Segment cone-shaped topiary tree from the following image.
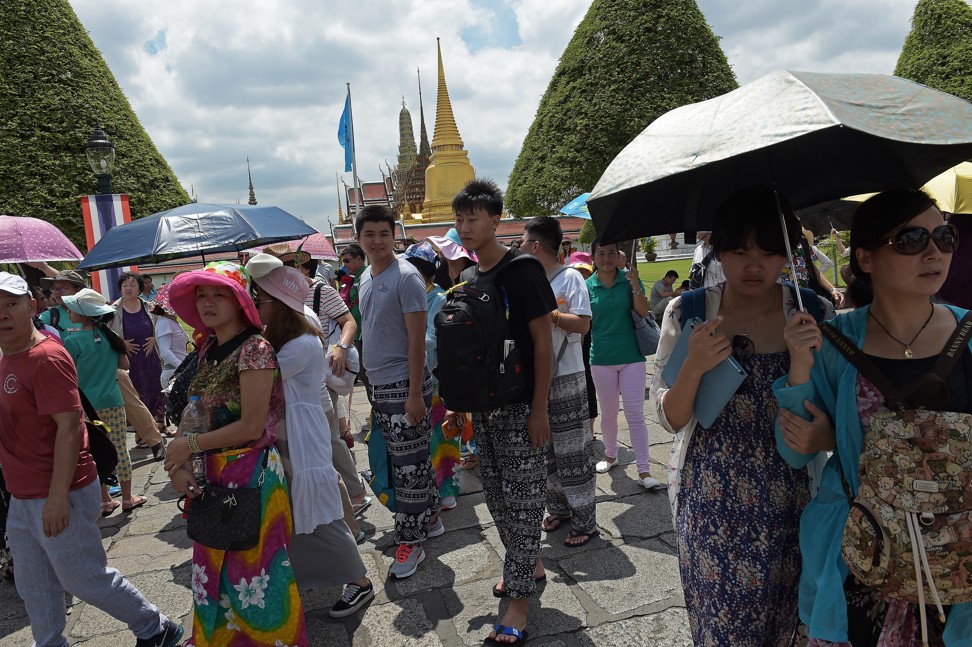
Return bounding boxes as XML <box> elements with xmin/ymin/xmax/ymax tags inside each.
<box><xmin>894</xmin><ymin>0</ymin><xmax>972</xmax><ymax>103</ymax></box>
<box><xmin>506</xmin><ymin>0</ymin><xmax>737</xmax><ymax>218</ymax></box>
<box><xmin>0</xmin><ymin>0</ymin><xmax>189</xmax><ymax>248</ymax></box>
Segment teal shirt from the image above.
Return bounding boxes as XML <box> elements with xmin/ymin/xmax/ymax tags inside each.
<box><xmin>63</xmin><ymin>330</ymin><xmax>124</xmax><ymax>410</ymax></box>
<box><xmin>774</xmin><ymin>305</ymin><xmax>972</xmax><ymax>645</ymax></box>
<box><xmin>586</xmin><ymin>270</ymin><xmax>645</xmax><ymax>366</ymax></box>
<box><xmin>39</xmin><ymin>305</ymin><xmax>81</xmax><ymax>338</ymax></box>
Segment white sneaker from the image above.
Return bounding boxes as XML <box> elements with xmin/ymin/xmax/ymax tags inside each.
<box><xmin>640</xmin><ymin>476</ymin><xmax>664</xmax><ymax>491</ymax></box>
<box><xmin>427</xmin><ymin>516</ymin><xmax>446</xmax><ymax>538</ymax></box>
<box><xmin>595</xmin><ymin>459</ymin><xmax>618</xmax><ymax>474</ymax></box>
<box><xmin>440</xmin><ymin>496</ymin><xmax>457</xmax><ymax>510</ymax></box>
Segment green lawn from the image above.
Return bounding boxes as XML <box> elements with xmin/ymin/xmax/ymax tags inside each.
<box><xmin>634</xmin><ymin>254</ymin><xmax>850</xmax><ymax>289</ymax></box>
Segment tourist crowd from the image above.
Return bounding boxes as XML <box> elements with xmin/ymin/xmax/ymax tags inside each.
<box><xmin>0</xmin><ymin>179</ymin><xmax>969</xmax><ymax>647</ymax></box>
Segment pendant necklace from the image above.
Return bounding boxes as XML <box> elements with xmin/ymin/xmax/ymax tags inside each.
<box><xmin>723</xmin><ymin>291</ymin><xmax>776</xmax><ymax>337</ymax></box>
<box><xmin>868</xmin><ymin>304</ymin><xmax>934</xmax><ymax>359</ymax></box>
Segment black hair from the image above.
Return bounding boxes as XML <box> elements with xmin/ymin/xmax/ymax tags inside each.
<box><xmin>342</xmin><ymin>243</ymin><xmax>365</xmax><ymax>260</ymax></box>
<box><xmin>117</xmin><ymin>271</ymin><xmax>144</xmax><ymax>291</ymax></box>
<box><xmin>524</xmin><ymin>216</ymin><xmax>563</xmax><ymax>256</ymax></box>
<box><xmin>590</xmin><ymin>239</ymin><xmax>621</xmax><ymax>255</ymax></box>
<box><xmin>406</xmin><ymin>257</ymin><xmax>437</xmax><ymax>282</ymax></box>
<box><xmin>355</xmin><ymin>205</ymin><xmax>396</xmax><ymax>234</ymax></box>
<box><xmin>710</xmin><ymin>188</ymin><xmax>800</xmax><ymax>258</ymax></box>
<box><xmin>301</xmin><ymin>258</ymin><xmax>319</xmax><ymax>276</ymax></box>
<box><xmin>335</xmin><ymin>267</ymin><xmax>347</xmax><ymax>280</ymax></box>
<box><xmin>664</xmin><ymin>270</ymin><xmax>679</xmax><ymax>279</ymax></box>
<box><xmin>452</xmin><ymin>178</ymin><xmax>503</xmax><ymax>217</ymax></box>
<box><xmin>847</xmin><ymin>189</ymin><xmax>937</xmax><ymax>307</ymax></box>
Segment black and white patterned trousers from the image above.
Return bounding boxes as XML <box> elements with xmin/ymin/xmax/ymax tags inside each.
<box><xmin>369</xmin><ymin>370</ymin><xmax>440</xmax><ymax>544</ymax></box>
<box><xmin>473</xmin><ymin>402</ymin><xmax>546</xmax><ymax>599</ymax></box>
<box><xmin>546</xmin><ymin>371</ymin><xmax>597</xmax><ymax>532</ymax></box>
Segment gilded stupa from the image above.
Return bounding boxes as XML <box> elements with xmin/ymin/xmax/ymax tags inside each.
<box><xmin>422</xmin><ymin>38</ymin><xmax>475</xmax><ymax>222</ymax></box>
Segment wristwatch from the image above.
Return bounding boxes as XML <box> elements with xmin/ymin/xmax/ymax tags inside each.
<box><xmin>335</xmin><ymin>342</ymin><xmax>350</xmax><ymax>350</ymax></box>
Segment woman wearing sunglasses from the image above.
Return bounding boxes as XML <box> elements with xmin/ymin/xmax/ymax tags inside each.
<box><xmin>776</xmin><ymin>189</ymin><xmax>970</xmax><ymax>646</ymax></box>
<box><xmin>650</xmin><ymin>188</ymin><xmax>833</xmax><ymax>646</ymax></box>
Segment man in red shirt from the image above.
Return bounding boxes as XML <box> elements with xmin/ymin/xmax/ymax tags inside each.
<box><xmin>0</xmin><ymin>272</ymin><xmax>182</xmax><ymax>647</ymax></box>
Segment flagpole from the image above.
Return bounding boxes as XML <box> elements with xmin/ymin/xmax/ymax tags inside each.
<box><xmin>346</xmin><ymin>83</ymin><xmax>362</xmax><ymax>225</ymax></box>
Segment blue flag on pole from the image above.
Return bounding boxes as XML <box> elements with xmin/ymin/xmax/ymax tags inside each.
<box><xmin>338</xmin><ymin>95</ymin><xmax>352</xmax><ymax>172</ymax></box>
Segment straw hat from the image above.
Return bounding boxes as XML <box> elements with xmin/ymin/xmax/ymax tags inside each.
<box><xmin>263</xmin><ymin>242</ymin><xmax>311</xmax><ymax>266</ymax></box>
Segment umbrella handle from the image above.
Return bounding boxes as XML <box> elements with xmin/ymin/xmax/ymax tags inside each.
<box><xmin>774</xmin><ymin>190</ymin><xmax>805</xmax><ymax>313</ymax></box>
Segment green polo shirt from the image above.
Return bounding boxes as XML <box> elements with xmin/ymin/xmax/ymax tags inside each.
<box><xmin>586</xmin><ymin>270</ymin><xmax>645</xmax><ymax>366</ymax></box>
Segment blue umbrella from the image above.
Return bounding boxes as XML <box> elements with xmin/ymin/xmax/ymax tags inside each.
<box><xmin>78</xmin><ymin>203</ymin><xmax>318</xmax><ymax>271</ymax></box>
<box><xmin>559</xmin><ymin>192</ymin><xmax>591</xmax><ymax>219</ymax></box>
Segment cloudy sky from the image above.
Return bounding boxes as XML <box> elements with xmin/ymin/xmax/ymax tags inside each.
<box><xmin>68</xmin><ymin>0</ymin><xmax>922</xmax><ymax>234</ymax></box>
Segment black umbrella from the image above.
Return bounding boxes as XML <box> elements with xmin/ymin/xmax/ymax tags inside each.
<box><xmin>795</xmin><ymin>199</ymin><xmax>859</xmax><ymax>236</ymax></box>
<box><xmin>588</xmin><ymin>70</ymin><xmax>972</xmax><ymax>243</ymax></box>
<box><xmin>78</xmin><ymin>203</ymin><xmax>318</xmax><ymax>271</ymax></box>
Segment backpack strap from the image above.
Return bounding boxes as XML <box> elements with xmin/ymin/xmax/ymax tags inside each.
<box><xmin>679</xmin><ymin>287</ymin><xmax>707</xmax><ymax>328</ymax></box>
<box><xmin>786</xmin><ymin>283</ymin><xmax>825</xmax><ymax>323</ymax></box>
<box><xmin>929</xmin><ymin>311</ymin><xmax>972</xmax><ymax>381</ymax></box>
<box><xmin>820</xmin><ymin>322</ymin><xmax>906</xmax><ymax>411</ymax></box>
<box><xmin>78</xmin><ymin>389</ymin><xmax>100</xmax><ymax>423</ymax></box>
<box><xmin>701</xmin><ymin>250</ymin><xmax>713</xmax><ymax>268</ymax></box>
<box><xmin>312</xmin><ymin>282</ymin><xmax>324</xmax><ymax>317</ymax></box>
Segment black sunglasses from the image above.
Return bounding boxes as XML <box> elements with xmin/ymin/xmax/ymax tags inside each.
<box><xmin>881</xmin><ymin>224</ymin><xmax>959</xmax><ymax>255</ymax></box>
<box><xmin>732</xmin><ymin>335</ymin><xmax>755</xmax><ymax>361</ymax></box>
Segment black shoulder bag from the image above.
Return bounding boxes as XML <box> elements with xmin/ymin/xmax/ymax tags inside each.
<box><xmin>78</xmin><ymin>391</ymin><xmax>119</xmax><ymax>484</ymax></box>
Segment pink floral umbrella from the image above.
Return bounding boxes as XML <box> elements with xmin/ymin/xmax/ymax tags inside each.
<box><xmin>256</xmin><ymin>232</ymin><xmax>337</xmax><ymax>260</ymax></box>
<box><xmin>0</xmin><ymin>215</ymin><xmax>84</xmax><ymax>263</ymax></box>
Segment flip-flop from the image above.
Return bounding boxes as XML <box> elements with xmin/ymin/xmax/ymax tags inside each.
<box><xmin>541</xmin><ymin>515</ymin><xmax>571</xmax><ymax>533</ymax></box>
<box><xmin>122</xmin><ymin>496</ymin><xmax>147</xmax><ymax>511</ymax></box>
<box><xmin>484</xmin><ymin>624</ymin><xmax>529</xmax><ymax>645</ymax></box>
<box><xmin>100</xmin><ymin>500</ymin><xmax>120</xmax><ymax>516</ymax></box>
<box><xmin>353</xmin><ymin>496</ymin><xmax>372</xmax><ymax>517</ymax></box>
<box><xmin>563</xmin><ymin>528</ymin><xmax>600</xmax><ymax>548</ymax></box>
<box><xmin>492</xmin><ymin>574</ymin><xmax>546</xmax><ymax>598</ymax></box>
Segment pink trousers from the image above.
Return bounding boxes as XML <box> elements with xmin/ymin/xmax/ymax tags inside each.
<box><xmin>591</xmin><ymin>362</ymin><xmax>651</xmax><ymax>474</ymax></box>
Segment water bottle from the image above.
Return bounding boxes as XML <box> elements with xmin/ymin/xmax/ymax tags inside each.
<box><xmin>181</xmin><ymin>395</ymin><xmax>208</xmax><ymax>488</ymax></box>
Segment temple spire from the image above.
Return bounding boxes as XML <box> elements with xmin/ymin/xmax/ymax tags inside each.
<box><xmin>246</xmin><ymin>157</ymin><xmax>257</xmax><ymax>205</ymax></box>
<box><xmin>430</xmin><ymin>38</ymin><xmax>464</xmax><ymax>152</ymax></box>
<box><xmin>417</xmin><ymin>68</ymin><xmax>431</xmax><ymax>158</ymax></box>
<box><xmin>335</xmin><ymin>174</ymin><xmax>345</xmax><ymax>225</ymax></box>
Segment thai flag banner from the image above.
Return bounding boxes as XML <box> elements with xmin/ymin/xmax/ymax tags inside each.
<box><xmin>80</xmin><ymin>194</ymin><xmax>135</xmax><ymax>302</ymax></box>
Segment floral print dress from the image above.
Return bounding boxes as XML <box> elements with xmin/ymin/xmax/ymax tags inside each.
<box><xmin>676</xmin><ymin>351</ymin><xmax>810</xmax><ymax>647</ymax></box>
<box><xmin>186</xmin><ymin>335</ymin><xmax>306</xmax><ymax>647</ymax></box>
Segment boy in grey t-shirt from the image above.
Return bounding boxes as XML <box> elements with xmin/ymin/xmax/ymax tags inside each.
<box><xmin>356</xmin><ymin>205</ymin><xmax>441</xmax><ymax>580</ymax></box>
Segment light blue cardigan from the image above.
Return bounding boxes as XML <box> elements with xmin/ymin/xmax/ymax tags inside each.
<box><xmin>773</xmin><ymin>304</ymin><xmax>972</xmax><ymax>645</ymax></box>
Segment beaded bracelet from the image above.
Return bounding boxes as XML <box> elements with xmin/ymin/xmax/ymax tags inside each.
<box><xmin>187</xmin><ymin>433</ymin><xmax>201</xmax><ymax>454</ymax></box>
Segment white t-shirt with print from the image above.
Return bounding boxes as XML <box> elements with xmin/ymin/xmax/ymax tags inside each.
<box><xmin>549</xmin><ymin>267</ymin><xmax>592</xmax><ymax>378</ymax></box>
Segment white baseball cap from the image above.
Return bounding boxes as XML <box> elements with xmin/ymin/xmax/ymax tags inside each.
<box><xmin>0</xmin><ymin>272</ymin><xmax>30</xmax><ymax>296</ymax></box>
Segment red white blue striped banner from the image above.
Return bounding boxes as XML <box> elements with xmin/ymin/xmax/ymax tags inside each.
<box><xmin>80</xmin><ymin>194</ymin><xmax>135</xmax><ymax>302</ymax></box>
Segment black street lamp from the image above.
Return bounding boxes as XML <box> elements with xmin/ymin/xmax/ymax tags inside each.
<box><xmin>85</xmin><ymin>124</ymin><xmax>116</xmax><ymax>195</ymax></box>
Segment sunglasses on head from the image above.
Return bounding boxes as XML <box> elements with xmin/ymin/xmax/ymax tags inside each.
<box><xmin>881</xmin><ymin>224</ymin><xmax>959</xmax><ymax>255</ymax></box>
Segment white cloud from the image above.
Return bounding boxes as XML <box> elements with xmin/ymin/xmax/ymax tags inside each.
<box><xmin>68</xmin><ymin>0</ymin><xmax>922</xmax><ymax>234</ymax></box>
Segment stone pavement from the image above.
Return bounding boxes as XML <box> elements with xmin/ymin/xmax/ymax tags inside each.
<box><xmin>0</xmin><ymin>369</ymin><xmax>691</xmax><ymax>646</ymax></box>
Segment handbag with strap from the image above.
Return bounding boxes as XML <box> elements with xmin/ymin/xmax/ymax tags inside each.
<box><xmin>628</xmin><ymin>280</ymin><xmax>659</xmax><ymax>356</ymax></box>
<box><xmin>78</xmin><ymin>391</ymin><xmax>119</xmax><ymax>484</ymax></box>
<box><xmin>821</xmin><ymin>313</ymin><xmax>972</xmax><ymax>638</ymax></box>
<box><xmin>177</xmin><ymin>449</ymin><xmax>268</xmax><ymax>552</ymax></box>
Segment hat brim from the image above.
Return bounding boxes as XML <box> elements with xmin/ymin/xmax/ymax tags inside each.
<box><xmin>427</xmin><ymin>236</ymin><xmax>477</xmax><ymax>262</ymax></box>
<box><xmin>168</xmin><ymin>270</ymin><xmax>262</xmax><ymax>333</ymax></box>
<box><xmin>252</xmin><ymin>271</ymin><xmax>308</xmax><ymax>314</ymax></box>
<box><xmin>60</xmin><ymin>295</ymin><xmax>115</xmax><ymax>318</ymax></box>
<box><xmin>40</xmin><ymin>275</ymin><xmax>86</xmax><ymax>288</ymax></box>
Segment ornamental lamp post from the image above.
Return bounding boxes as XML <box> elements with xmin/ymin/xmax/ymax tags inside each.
<box><xmin>85</xmin><ymin>124</ymin><xmax>116</xmax><ymax>195</ymax></box>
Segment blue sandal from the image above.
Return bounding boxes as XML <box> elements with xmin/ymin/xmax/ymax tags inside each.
<box><xmin>484</xmin><ymin>624</ymin><xmax>529</xmax><ymax>645</ymax></box>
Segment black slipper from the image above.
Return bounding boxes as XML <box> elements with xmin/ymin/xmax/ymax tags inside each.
<box><xmin>540</xmin><ymin>515</ymin><xmax>571</xmax><ymax>533</ymax></box>
<box><xmin>492</xmin><ymin>574</ymin><xmax>546</xmax><ymax>598</ymax></box>
<box><xmin>484</xmin><ymin>624</ymin><xmax>529</xmax><ymax>645</ymax></box>
<box><xmin>563</xmin><ymin>528</ymin><xmax>600</xmax><ymax>548</ymax></box>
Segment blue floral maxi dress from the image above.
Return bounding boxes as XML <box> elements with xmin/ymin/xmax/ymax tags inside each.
<box><xmin>676</xmin><ymin>352</ymin><xmax>810</xmax><ymax>647</ymax></box>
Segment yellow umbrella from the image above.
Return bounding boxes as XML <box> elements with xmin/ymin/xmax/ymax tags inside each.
<box><xmin>923</xmin><ymin>161</ymin><xmax>972</xmax><ymax>214</ymax></box>
<box><xmin>845</xmin><ymin>161</ymin><xmax>972</xmax><ymax>214</ymax></box>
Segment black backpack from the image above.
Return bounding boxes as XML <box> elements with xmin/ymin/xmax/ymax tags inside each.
<box><xmin>434</xmin><ymin>254</ymin><xmax>540</xmax><ymax>413</ymax></box>
<box><xmin>688</xmin><ymin>250</ymin><xmax>713</xmax><ymax>290</ymax></box>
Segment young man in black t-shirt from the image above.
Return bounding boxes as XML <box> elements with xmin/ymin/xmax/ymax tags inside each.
<box><xmin>448</xmin><ymin>179</ymin><xmax>556</xmax><ymax>644</ymax></box>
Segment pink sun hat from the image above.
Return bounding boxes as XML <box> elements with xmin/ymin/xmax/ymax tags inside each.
<box><xmin>252</xmin><ymin>266</ymin><xmax>309</xmax><ymax>313</ymax></box>
<box><xmin>167</xmin><ymin>261</ymin><xmax>261</xmax><ymax>333</ymax></box>
<box><xmin>427</xmin><ymin>229</ymin><xmax>477</xmax><ymax>263</ymax></box>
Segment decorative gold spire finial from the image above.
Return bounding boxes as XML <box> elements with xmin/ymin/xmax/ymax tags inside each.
<box><xmin>417</xmin><ymin>68</ymin><xmax>431</xmax><ymax>158</ymax></box>
<box><xmin>431</xmin><ymin>38</ymin><xmax>464</xmax><ymax>152</ymax></box>
<box><xmin>247</xmin><ymin>157</ymin><xmax>257</xmax><ymax>205</ymax></box>
<box><xmin>336</xmin><ymin>174</ymin><xmax>345</xmax><ymax>224</ymax></box>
